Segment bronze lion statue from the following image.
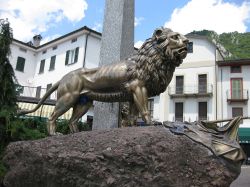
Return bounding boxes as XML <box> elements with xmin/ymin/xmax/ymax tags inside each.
<box><xmin>18</xmin><ymin>27</ymin><xmax>188</xmax><ymax>135</ymax></box>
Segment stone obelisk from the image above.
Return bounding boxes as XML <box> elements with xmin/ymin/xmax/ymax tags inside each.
<box><xmin>92</xmin><ymin>0</ymin><xmax>134</xmax><ymax>130</ymax></box>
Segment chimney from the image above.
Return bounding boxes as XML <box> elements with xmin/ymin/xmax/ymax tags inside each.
<box><xmin>33</xmin><ymin>34</ymin><xmax>42</xmax><ymax>47</ymax></box>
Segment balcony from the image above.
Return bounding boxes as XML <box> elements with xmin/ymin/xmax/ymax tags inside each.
<box><xmin>17</xmin><ymin>86</ymin><xmax>57</xmax><ymax>105</ymax></box>
<box><xmin>168</xmin><ymin>84</ymin><xmax>213</xmax><ymax>98</ymax></box>
<box><xmin>226</xmin><ymin>90</ymin><xmax>249</xmax><ymax>104</ymax></box>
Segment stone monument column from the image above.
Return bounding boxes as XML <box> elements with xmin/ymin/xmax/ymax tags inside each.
<box><xmin>92</xmin><ymin>0</ymin><xmax>134</xmax><ymax>130</ymax></box>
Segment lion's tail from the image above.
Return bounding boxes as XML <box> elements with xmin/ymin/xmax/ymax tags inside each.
<box><xmin>17</xmin><ymin>81</ymin><xmax>60</xmax><ymax>115</ymax></box>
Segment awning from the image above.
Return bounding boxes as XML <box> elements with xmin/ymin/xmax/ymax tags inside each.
<box><xmin>239</xmin><ymin>128</ymin><xmax>250</xmax><ymax>143</ymax></box>
<box><xmin>17</xmin><ymin>102</ymin><xmax>73</xmax><ymax>120</ymax></box>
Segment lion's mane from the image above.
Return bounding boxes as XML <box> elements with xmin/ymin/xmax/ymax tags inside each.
<box><xmin>128</xmin><ymin>28</ymin><xmax>180</xmax><ymax>97</ymax></box>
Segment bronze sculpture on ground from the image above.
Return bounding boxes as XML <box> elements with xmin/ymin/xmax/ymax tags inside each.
<box><xmin>18</xmin><ymin>27</ymin><xmax>189</xmax><ymax>135</ymax></box>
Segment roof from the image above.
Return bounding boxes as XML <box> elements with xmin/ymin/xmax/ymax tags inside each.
<box><xmin>185</xmin><ymin>34</ymin><xmax>216</xmax><ymax>47</ymax></box>
<box><xmin>185</xmin><ymin>33</ymin><xmax>226</xmax><ymax>59</ymax></box>
<box><xmin>12</xmin><ymin>26</ymin><xmax>102</xmax><ymax>50</ymax></box>
<box><xmin>217</xmin><ymin>58</ymin><xmax>250</xmax><ymax>66</ymax></box>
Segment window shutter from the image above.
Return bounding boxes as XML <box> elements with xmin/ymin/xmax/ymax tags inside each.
<box><xmin>74</xmin><ymin>47</ymin><xmax>79</xmax><ymax>63</ymax></box>
<box><xmin>176</xmin><ymin>76</ymin><xmax>184</xmax><ymax>94</ymax></box>
<box><xmin>198</xmin><ymin>102</ymin><xmax>207</xmax><ymax>120</ymax></box>
<box><xmin>46</xmin><ymin>84</ymin><xmax>52</xmax><ymax>99</ymax></box>
<box><xmin>16</xmin><ymin>57</ymin><xmax>25</xmax><ymax>72</ymax></box>
<box><xmin>175</xmin><ymin>102</ymin><xmax>183</xmax><ymax>122</ymax></box>
<box><xmin>39</xmin><ymin>60</ymin><xmax>45</xmax><ymax>74</ymax></box>
<box><xmin>198</xmin><ymin>74</ymin><xmax>207</xmax><ymax>93</ymax></box>
<box><xmin>36</xmin><ymin>86</ymin><xmax>41</xmax><ymax>98</ymax></box>
<box><xmin>49</xmin><ymin>56</ymin><xmax>56</xmax><ymax>70</ymax></box>
<box><xmin>65</xmin><ymin>50</ymin><xmax>70</xmax><ymax>65</ymax></box>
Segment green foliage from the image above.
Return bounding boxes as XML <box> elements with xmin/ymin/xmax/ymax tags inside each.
<box><xmin>0</xmin><ymin>19</ymin><xmax>17</xmax><ymax>110</ymax></box>
<box><xmin>189</xmin><ymin>30</ymin><xmax>250</xmax><ymax>59</ymax></box>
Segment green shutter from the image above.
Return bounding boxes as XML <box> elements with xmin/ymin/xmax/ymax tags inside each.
<box><xmin>39</xmin><ymin>60</ymin><xmax>45</xmax><ymax>73</ymax></box>
<box><xmin>232</xmin><ymin>79</ymin><xmax>242</xmax><ymax>99</ymax></box>
<box><xmin>74</xmin><ymin>47</ymin><xmax>79</xmax><ymax>63</ymax></box>
<box><xmin>65</xmin><ymin>50</ymin><xmax>70</xmax><ymax>65</ymax></box>
<box><xmin>16</xmin><ymin>57</ymin><xmax>25</xmax><ymax>72</ymax></box>
<box><xmin>49</xmin><ymin>56</ymin><xmax>56</xmax><ymax>70</ymax></box>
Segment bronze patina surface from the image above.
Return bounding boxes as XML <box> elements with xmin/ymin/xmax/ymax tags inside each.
<box><xmin>163</xmin><ymin>117</ymin><xmax>246</xmax><ymax>163</ymax></box>
<box><xmin>18</xmin><ymin>27</ymin><xmax>188</xmax><ymax>135</ymax></box>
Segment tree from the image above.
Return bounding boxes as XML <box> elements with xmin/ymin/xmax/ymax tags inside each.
<box><xmin>0</xmin><ymin>19</ymin><xmax>17</xmax><ymax>111</ymax></box>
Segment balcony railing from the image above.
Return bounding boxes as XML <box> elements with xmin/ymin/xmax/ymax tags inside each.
<box><xmin>226</xmin><ymin>89</ymin><xmax>249</xmax><ymax>103</ymax></box>
<box><xmin>168</xmin><ymin>84</ymin><xmax>213</xmax><ymax>98</ymax></box>
<box><xmin>17</xmin><ymin>86</ymin><xmax>57</xmax><ymax>105</ymax></box>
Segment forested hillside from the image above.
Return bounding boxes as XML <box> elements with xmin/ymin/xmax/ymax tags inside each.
<box><xmin>189</xmin><ymin>30</ymin><xmax>250</xmax><ymax>59</ymax></box>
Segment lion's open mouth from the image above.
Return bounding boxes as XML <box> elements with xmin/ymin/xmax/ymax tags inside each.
<box><xmin>176</xmin><ymin>47</ymin><xmax>187</xmax><ymax>59</ymax></box>
<box><xmin>171</xmin><ymin>46</ymin><xmax>188</xmax><ymax>66</ymax></box>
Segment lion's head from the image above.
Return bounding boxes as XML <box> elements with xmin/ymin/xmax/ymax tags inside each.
<box><xmin>152</xmin><ymin>27</ymin><xmax>189</xmax><ymax>66</ymax></box>
<box><xmin>128</xmin><ymin>27</ymin><xmax>189</xmax><ymax>97</ymax></box>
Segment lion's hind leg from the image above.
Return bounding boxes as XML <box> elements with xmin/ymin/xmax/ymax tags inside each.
<box><xmin>48</xmin><ymin>93</ymin><xmax>79</xmax><ymax>135</ymax></box>
<box><xmin>68</xmin><ymin>97</ymin><xmax>92</xmax><ymax>133</ymax></box>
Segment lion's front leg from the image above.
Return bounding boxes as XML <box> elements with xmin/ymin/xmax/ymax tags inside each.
<box><xmin>132</xmin><ymin>85</ymin><xmax>151</xmax><ymax>125</ymax></box>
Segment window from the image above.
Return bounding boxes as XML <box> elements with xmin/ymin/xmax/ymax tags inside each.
<box><xmin>36</xmin><ymin>86</ymin><xmax>41</xmax><ymax>98</ymax></box>
<box><xmin>231</xmin><ymin>78</ymin><xmax>242</xmax><ymax>99</ymax></box>
<box><xmin>71</xmin><ymin>38</ymin><xmax>77</xmax><ymax>43</ymax></box>
<box><xmin>232</xmin><ymin>107</ymin><xmax>243</xmax><ymax>124</ymax></box>
<box><xmin>231</xmin><ymin>66</ymin><xmax>241</xmax><ymax>73</ymax></box>
<box><xmin>39</xmin><ymin>59</ymin><xmax>45</xmax><ymax>74</ymax></box>
<box><xmin>52</xmin><ymin>46</ymin><xmax>57</xmax><ymax>50</ymax></box>
<box><xmin>148</xmin><ymin>99</ymin><xmax>154</xmax><ymax>119</ymax></box>
<box><xmin>175</xmin><ymin>102</ymin><xmax>183</xmax><ymax>122</ymax></box>
<box><xmin>198</xmin><ymin>102</ymin><xmax>207</xmax><ymax>121</ymax></box>
<box><xmin>46</xmin><ymin>84</ymin><xmax>52</xmax><ymax>99</ymax></box>
<box><xmin>198</xmin><ymin>74</ymin><xmax>207</xmax><ymax>93</ymax></box>
<box><xmin>176</xmin><ymin>76</ymin><xmax>184</xmax><ymax>94</ymax></box>
<box><xmin>19</xmin><ymin>47</ymin><xmax>27</xmax><ymax>52</ymax></box>
<box><xmin>49</xmin><ymin>56</ymin><xmax>56</xmax><ymax>71</ymax></box>
<box><xmin>65</xmin><ymin>47</ymin><xmax>79</xmax><ymax>65</ymax></box>
<box><xmin>16</xmin><ymin>57</ymin><xmax>25</xmax><ymax>72</ymax></box>
<box><xmin>187</xmin><ymin>42</ymin><xmax>193</xmax><ymax>53</ymax></box>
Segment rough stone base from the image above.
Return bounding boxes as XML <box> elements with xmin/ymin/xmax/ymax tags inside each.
<box><xmin>3</xmin><ymin>126</ymin><xmax>240</xmax><ymax>187</ymax></box>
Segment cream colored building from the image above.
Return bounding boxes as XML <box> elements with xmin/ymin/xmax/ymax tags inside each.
<box><xmin>9</xmin><ymin>27</ymin><xmax>249</xmax><ymax>127</ymax></box>
<box><xmin>154</xmin><ymin>34</ymin><xmax>224</xmax><ymax>122</ymax></box>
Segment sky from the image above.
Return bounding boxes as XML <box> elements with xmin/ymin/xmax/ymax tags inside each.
<box><xmin>0</xmin><ymin>0</ymin><xmax>250</xmax><ymax>48</ymax></box>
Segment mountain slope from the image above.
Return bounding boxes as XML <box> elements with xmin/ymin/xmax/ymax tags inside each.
<box><xmin>189</xmin><ymin>30</ymin><xmax>250</xmax><ymax>59</ymax></box>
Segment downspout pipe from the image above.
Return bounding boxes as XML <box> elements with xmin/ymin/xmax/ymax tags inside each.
<box><xmin>215</xmin><ymin>48</ymin><xmax>218</xmax><ymax>120</ymax></box>
<box><xmin>83</xmin><ymin>31</ymin><xmax>91</xmax><ymax>67</ymax></box>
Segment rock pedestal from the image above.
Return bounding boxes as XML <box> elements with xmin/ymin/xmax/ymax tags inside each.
<box><xmin>3</xmin><ymin>126</ymin><xmax>240</xmax><ymax>187</ymax></box>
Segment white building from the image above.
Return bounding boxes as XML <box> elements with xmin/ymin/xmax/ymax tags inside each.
<box><xmin>9</xmin><ymin>27</ymin><xmax>250</xmax><ymax>127</ymax></box>
<box><xmin>217</xmin><ymin>59</ymin><xmax>250</xmax><ymax>128</ymax></box>
<box><xmin>9</xmin><ymin>27</ymin><xmax>250</xmax><ymax>161</ymax></box>
<box><xmin>10</xmin><ymin>26</ymin><xmax>102</xmax><ymax>121</ymax></box>
<box><xmin>155</xmin><ymin>34</ymin><xmax>224</xmax><ymax>123</ymax></box>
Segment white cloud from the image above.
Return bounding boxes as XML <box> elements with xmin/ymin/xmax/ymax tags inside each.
<box><xmin>164</xmin><ymin>0</ymin><xmax>250</xmax><ymax>34</ymax></box>
<box><xmin>0</xmin><ymin>0</ymin><xmax>88</xmax><ymax>41</ymax></box>
<box><xmin>92</xmin><ymin>22</ymin><xmax>102</xmax><ymax>32</ymax></box>
<box><xmin>135</xmin><ymin>17</ymin><xmax>144</xmax><ymax>27</ymax></box>
<box><xmin>134</xmin><ymin>40</ymin><xmax>144</xmax><ymax>48</ymax></box>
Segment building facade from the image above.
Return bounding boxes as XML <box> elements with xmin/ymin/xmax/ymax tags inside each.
<box><xmin>10</xmin><ymin>26</ymin><xmax>102</xmax><ymax>121</ymax></box>
<box><xmin>9</xmin><ymin>27</ymin><xmax>250</xmax><ymax>162</ymax></box>
<box><xmin>9</xmin><ymin>27</ymin><xmax>250</xmax><ymax>126</ymax></box>
<box><xmin>156</xmin><ymin>35</ymin><xmax>224</xmax><ymax>123</ymax></box>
